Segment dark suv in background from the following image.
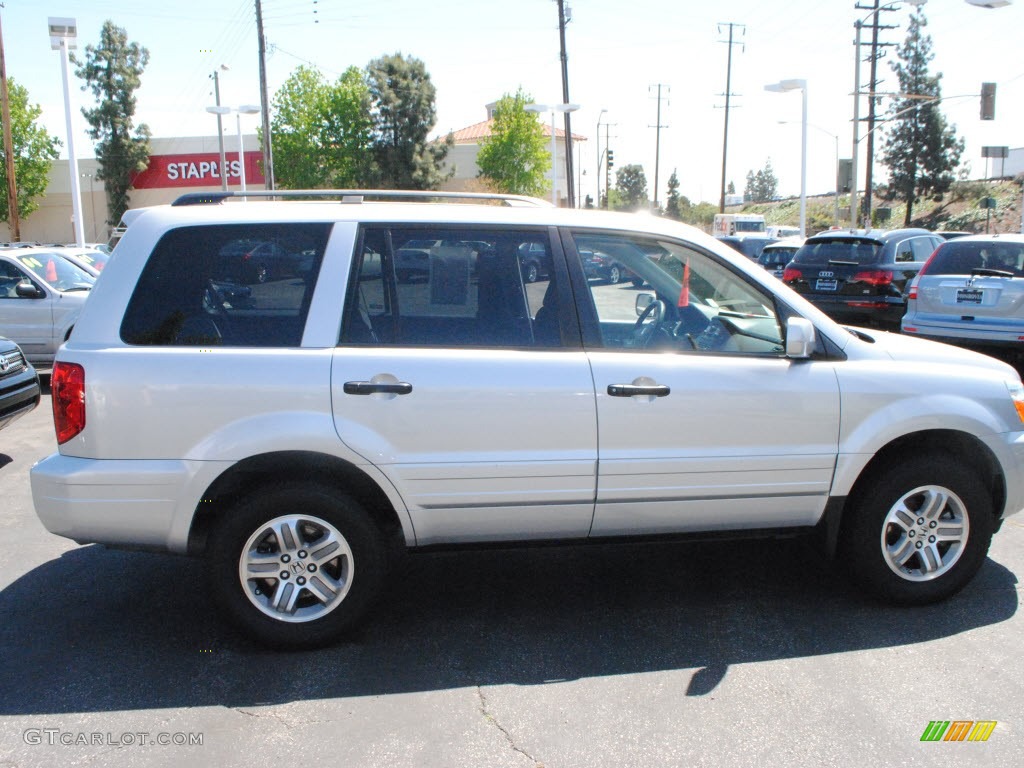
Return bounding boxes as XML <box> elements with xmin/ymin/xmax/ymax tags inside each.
<box><xmin>782</xmin><ymin>228</ymin><xmax>942</xmax><ymax>328</ymax></box>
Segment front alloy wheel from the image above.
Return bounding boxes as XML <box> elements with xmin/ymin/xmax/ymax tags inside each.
<box><xmin>880</xmin><ymin>485</ymin><xmax>968</xmax><ymax>582</ymax></box>
<box><xmin>840</xmin><ymin>454</ymin><xmax>994</xmax><ymax>605</ymax></box>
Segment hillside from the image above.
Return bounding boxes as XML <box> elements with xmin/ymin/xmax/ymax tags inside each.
<box><xmin>731</xmin><ymin>178</ymin><xmax>1023</xmax><ymax>235</ymax></box>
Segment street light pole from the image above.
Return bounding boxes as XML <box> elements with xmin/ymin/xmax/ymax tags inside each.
<box><xmin>211</xmin><ymin>65</ymin><xmax>229</xmax><ymax>192</ymax></box>
<box><xmin>765</xmin><ymin>79</ymin><xmax>807</xmax><ymax>238</ymax></box>
<box><xmin>596</xmin><ymin>108</ymin><xmax>607</xmax><ymax>209</ymax></box>
<box><xmin>49</xmin><ymin>17</ymin><xmax>85</xmax><ymax>247</ymax></box>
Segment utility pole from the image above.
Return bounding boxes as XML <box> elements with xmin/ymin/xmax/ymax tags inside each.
<box><xmin>0</xmin><ymin>5</ymin><xmax>20</xmax><ymax>240</ymax></box>
<box><xmin>855</xmin><ymin>1</ymin><xmax>897</xmax><ymax>225</ymax></box>
<box><xmin>717</xmin><ymin>22</ymin><xmax>744</xmax><ymax>213</ymax></box>
<box><xmin>255</xmin><ymin>0</ymin><xmax>275</xmax><ymax>190</ymax></box>
<box><xmin>556</xmin><ymin>0</ymin><xmax>575</xmax><ymax>207</ymax></box>
<box><xmin>649</xmin><ymin>84</ymin><xmax>669</xmax><ymax>210</ymax></box>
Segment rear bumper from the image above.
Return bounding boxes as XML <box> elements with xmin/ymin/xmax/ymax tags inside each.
<box><xmin>30</xmin><ymin>453</ymin><xmax>231</xmax><ymax>553</ymax></box>
<box><xmin>802</xmin><ymin>295</ymin><xmax>906</xmax><ymax>328</ymax></box>
<box><xmin>901</xmin><ymin>322</ymin><xmax>1024</xmax><ymax>350</ymax></box>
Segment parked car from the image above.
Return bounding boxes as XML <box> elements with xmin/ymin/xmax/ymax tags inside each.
<box><xmin>218</xmin><ymin>239</ymin><xmax>303</xmax><ymax>284</ymax></box>
<box><xmin>0</xmin><ymin>248</ymin><xmax>95</xmax><ymax>366</ymax></box>
<box><xmin>757</xmin><ymin>239</ymin><xmax>802</xmax><ymax>279</ymax></box>
<box><xmin>29</xmin><ymin>189</ymin><xmax>1024</xmax><ymax>648</ymax></box>
<box><xmin>0</xmin><ymin>335</ymin><xmax>40</xmax><ymax>431</ymax></box>
<box><xmin>50</xmin><ymin>247</ymin><xmax>111</xmax><ymax>277</ymax></box>
<box><xmin>782</xmin><ymin>228</ymin><xmax>943</xmax><ymax>329</ymax></box>
<box><xmin>902</xmin><ymin>233</ymin><xmax>1024</xmax><ymax>364</ymax></box>
<box><xmin>719</xmin><ymin>235</ymin><xmax>778</xmax><ymax>262</ymax></box>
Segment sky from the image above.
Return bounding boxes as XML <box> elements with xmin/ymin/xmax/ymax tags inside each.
<box><xmin>1</xmin><ymin>0</ymin><xmax>1022</xmax><ymax>208</ymax></box>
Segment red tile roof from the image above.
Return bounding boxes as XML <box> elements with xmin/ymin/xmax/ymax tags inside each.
<box><xmin>445</xmin><ymin>118</ymin><xmax>586</xmax><ymax>144</ymax></box>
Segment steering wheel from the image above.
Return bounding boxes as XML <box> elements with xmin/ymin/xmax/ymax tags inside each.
<box><xmin>632</xmin><ymin>299</ymin><xmax>667</xmax><ymax>348</ymax></box>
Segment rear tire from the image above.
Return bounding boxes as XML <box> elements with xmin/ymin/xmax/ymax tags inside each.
<box><xmin>207</xmin><ymin>483</ymin><xmax>385</xmax><ymax>649</ymax></box>
<box><xmin>839</xmin><ymin>454</ymin><xmax>994</xmax><ymax>605</ymax></box>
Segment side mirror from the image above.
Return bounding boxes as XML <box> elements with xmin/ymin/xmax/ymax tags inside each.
<box><xmin>635</xmin><ymin>292</ymin><xmax>655</xmax><ymax>316</ymax></box>
<box><xmin>15</xmin><ymin>281</ymin><xmax>45</xmax><ymax>299</ymax></box>
<box><xmin>785</xmin><ymin>317</ymin><xmax>816</xmax><ymax>359</ymax></box>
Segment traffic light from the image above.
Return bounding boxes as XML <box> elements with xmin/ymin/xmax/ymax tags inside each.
<box><xmin>838</xmin><ymin>159</ymin><xmax>853</xmax><ymax>194</ymax></box>
<box><xmin>981</xmin><ymin>82</ymin><xmax>996</xmax><ymax>120</ymax></box>
<box><xmin>606</xmin><ymin>149</ymin><xmax>614</xmax><ymax>170</ymax></box>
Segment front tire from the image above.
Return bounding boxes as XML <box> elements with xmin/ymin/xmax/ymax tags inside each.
<box><xmin>208</xmin><ymin>483</ymin><xmax>385</xmax><ymax>648</ymax></box>
<box><xmin>607</xmin><ymin>265</ymin><xmax>622</xmax><ymax>284</ymax></box>
<box><xmin>839</xmin><ymin>454</ymin><xmax>994</xmax><ymax>605</ymax></box>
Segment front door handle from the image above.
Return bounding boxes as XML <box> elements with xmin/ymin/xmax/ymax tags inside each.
<box><xmin>343</xmin><ymin>381</ymin><xmax>413</xmax><ymax>395</ymax></box>
<box><xmin>607</xmin><ymin>383</ymin><xmax>671</xmax><ymax>398</ymax></box>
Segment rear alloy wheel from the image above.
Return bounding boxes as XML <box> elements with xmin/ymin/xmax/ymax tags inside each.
<box><xmin>524</xmin><ymin>262</ymin><xmax>539</xmax><ymax>283</ymax></box>
<box><xmin>607</xmin><ymin>265</ymin><xmax>621</xmax><ymax>284</ymax></box>
<box><xmin>208</xmin><ymin>484</ymin><xmax>385</xmax><ymax>648</ymax></box>
<box><xmin>840</xmin><ymin>454</ymin><xmax>994</xmax><ymax>605</ymax></box>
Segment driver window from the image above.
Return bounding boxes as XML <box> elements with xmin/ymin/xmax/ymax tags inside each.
<box><xmin>571</xmin><ymin>232</ymin><xmax>785</xmax><ymax>355</ymax></box>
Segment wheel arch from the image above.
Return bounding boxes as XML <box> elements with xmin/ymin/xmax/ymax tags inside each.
<box><xmin>187</xmin><ymin>450</ymin><xmax>410</xmax><ymax>557</ymax></box>
<box><xmin>823</xmin><ymin>429</ymin><xmax>1004</xmax><ymax>556</ymax></box>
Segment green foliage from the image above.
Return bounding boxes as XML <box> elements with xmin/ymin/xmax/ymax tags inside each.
<box><xmin>271</xmin><ymin>66</ymin><xmax>373</xmax><ymax>189</ymax></box>
<box><xmin>476</xmin><ymin>89</ymin><xmax>550</xmax><ymax>197</ymax></box>
<box><xmin>613</xmin><ymin>164</ymin><xmax>648</xmax><ymax>210</ymax></box>
<box><xmin>366</xmin><ymin>53</ymin><xmax>452</xmax><ymax>189</ymax></box>
<box><xmin>681</xmin><ymin>201</ymin><xmax>717</xmax><ymax>229</ymax></box>
<box><xmin>743</xmin><ymin>159</ymin><xmax>778</xmax><ymax>203</ymax></box>
<box><xmin>881</xmin><ymin>9</ymin><xmax>964</xmax><ymax>226</ymax></box>
<box><xmin>664</xmin><ymin>169</ymin><xmax>682</xmax><ymax>220</ymax></box>
<box><xmin>73</xmin><ymin>20</ymin><xmax>151</xmax><ymax>228</ymax></box>
<box><xmin>0</xmin><ymin>79</ymin><xmax>60</xmax><ymax>223</ymax></box>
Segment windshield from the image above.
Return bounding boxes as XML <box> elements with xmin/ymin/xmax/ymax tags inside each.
<box><xmin>793</xmin><ymin>238</ymin><xmax>884</xmax><ymax>266</ymax></box>
<box><xmin>16</xmin><ymin>252</ymin><xmax>95</xmax><ymax>291</ymax></box>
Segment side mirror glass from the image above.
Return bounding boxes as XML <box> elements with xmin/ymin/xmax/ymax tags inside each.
<box><xmin>635</xmin><ymin>292</ymin><xmax>655</xmax><ymax>316</ymax></box>
<box><xmin>785</xmin><ymin>317</ymin><xmax>816</xmax><ymax>359</ymax></box>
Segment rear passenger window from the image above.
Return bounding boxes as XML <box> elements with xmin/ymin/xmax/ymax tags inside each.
<box><xmin>341</xmin><ymin>227</ymin><xmax>564</xmax><ymax>348</ymax></box>
<box><xmin>120</xmin><ymin>223</ymin><xmax>330</xmax><ymax>347</ymax></box>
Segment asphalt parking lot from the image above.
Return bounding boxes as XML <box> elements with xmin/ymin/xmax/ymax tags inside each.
<box><xmin>1</xmin><ymin>384</ymin><xmax>1022</xmax><ymax>768</ymax></box>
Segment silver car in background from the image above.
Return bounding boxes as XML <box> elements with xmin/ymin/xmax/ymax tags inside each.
<box><xmin>902</xmin><ymin>234</ymin><xmax>1024</xmax><ymax>363</ymax></box>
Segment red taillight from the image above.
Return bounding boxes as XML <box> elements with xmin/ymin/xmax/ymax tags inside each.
<box><xmin>852</xmin><ymin>269</ymin><xmax>894</xmax><ymax>286</ymax></box>
<box><xmin>51</xmin><ymin>362</ymin><xmax>85</xmax><ymax>444</ymax></box>
<box><xmin>782</xmin><ymin>267</ymin><xmax>802</xmax><ymax>283</ymax></box>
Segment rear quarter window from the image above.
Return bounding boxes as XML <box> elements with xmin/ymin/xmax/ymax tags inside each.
<box><xmin>119</xmin><ymin>223</ymin><xmax>331</xmax><ymax>347</ymax></box>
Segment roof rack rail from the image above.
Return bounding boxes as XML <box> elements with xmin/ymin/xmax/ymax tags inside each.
<box><xmin>171</xmin><ymin>189</ymin><xmax>554</xmax><ymax>208</ymax></box>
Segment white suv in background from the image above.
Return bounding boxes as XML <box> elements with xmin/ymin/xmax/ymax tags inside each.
<box><xmin>30</xmin><ymin>191</ymin><xmax>1024</xmax><ymax>648</ymax></box>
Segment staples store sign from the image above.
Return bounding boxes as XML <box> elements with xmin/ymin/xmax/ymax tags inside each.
<box><xmin>131</xmin><ymin>151</ymin><xmax>266</xmax><ymax>189</ymax></box>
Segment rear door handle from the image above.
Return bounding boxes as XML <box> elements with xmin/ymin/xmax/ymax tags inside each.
<box><xmin>607</xmin><ymin>383</ymin><xmax>671</xmax><ymax>398</ymax></box>
<box><xmin>343</xmin><ymin>381</ymin><xmax>413</xmax><ymax>395</ymax></box>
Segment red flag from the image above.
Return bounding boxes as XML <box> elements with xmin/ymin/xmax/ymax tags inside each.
<box><xmin>678</xmin><ymin>259</ymin><xmax>689</xmax><ymax>307</ymax></box>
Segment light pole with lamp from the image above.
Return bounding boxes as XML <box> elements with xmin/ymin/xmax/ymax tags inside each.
<box><xmin>209</xmin><ymin>65</ymin><xmax>229</xmax><ymax>191</ymax></box>
<box><xmin>48</xmin><ymin>17</ymin><xmax>85</xmax><ymax>247</ymax></box>
<box><xmin>596</xmin><ymin>108</ymin><xmax>607</xmax><ymax>208</ymax></box>
<box><xmin>779</xmin><ymin>120</ymin><xmax>840</xmax><ymax>229</ymax></box>
<box><xmin>525</xmin><ymin>103</ymin><xmax>581</xmax><ymax>207</ymax></box>
<box><xmin>765</xmin><ymin>79</ymin><xmax>807</xmax><ymax>238</ymax></box>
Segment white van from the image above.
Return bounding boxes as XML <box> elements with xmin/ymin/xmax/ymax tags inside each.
<box><xmin>713</xmin><ymin>213</ymin><xmax>766</xmax><ymax>237</ymax></box>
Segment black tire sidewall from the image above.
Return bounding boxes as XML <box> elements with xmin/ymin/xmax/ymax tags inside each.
<box><xmin>840</xmin><ymin>454</ymin><xmax>994</xmax><ymax>605</ymax></box>
<box><xmin>207</xmin><ymin>483</ymin><xmax>384</xmax><ymax>649</ymax></box>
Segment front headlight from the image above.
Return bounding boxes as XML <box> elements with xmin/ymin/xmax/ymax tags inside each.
<box><xmin>1007</xmin><ymin>380</ymin><xmax>1024</xmax><ymax>423</ymax></box>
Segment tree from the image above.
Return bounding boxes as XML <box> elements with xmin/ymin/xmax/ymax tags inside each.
<box><xmin>664</xmin><ymin>169</ymin><xmax>682</xmax><ymax>220</ymax></box>
<box><xmin>614</xmin><ymin>164</ymin><xmax>648</xmax><ymax>210</ymax></box>
<box><xmin>881</xmin><ymin>8</ymin><xmax>964</xmax><ymax>226</ymax></box>
<box><xmin>73</xmin><ymin>20</ymin><xmax>151</xmax><ymax>228</ymax></box>
<box><xmin>744</xmin><ymin>160</ymin><xmax>778</xmax><ymax>203</ymax></box>
<box><xmin>0</xmin><ymin>79</ymin><xmax>60</xmax><ymax>225</ymax></box>
<box><xmin>476</xmin><ymin>89</ymin><xmax>550</xmax><ymax>197</ymax></box>
<box><xmin>727</xmin><ymin>180</ymin><xmax>736</xmax><ymax>195</ymax></box>
<box><xmin>271</xmin><ymin>65</ymin><xmax>373</xmax><ymax>189</ymax></box>
<box><xmin>366</xmin><ymin>53</ymin><xmax>452</xmax><ymax>189</ymax></box>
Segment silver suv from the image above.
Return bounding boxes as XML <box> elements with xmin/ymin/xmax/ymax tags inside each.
<box><xmin>30</xmin><ymin>191</ymin><xmax>1024</xmax><ymax>648</ymax></box>
<box><xmin>902</xmin><ymin>233</ymin><xmax>1024</xmax><ymax>365</ymax></box>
